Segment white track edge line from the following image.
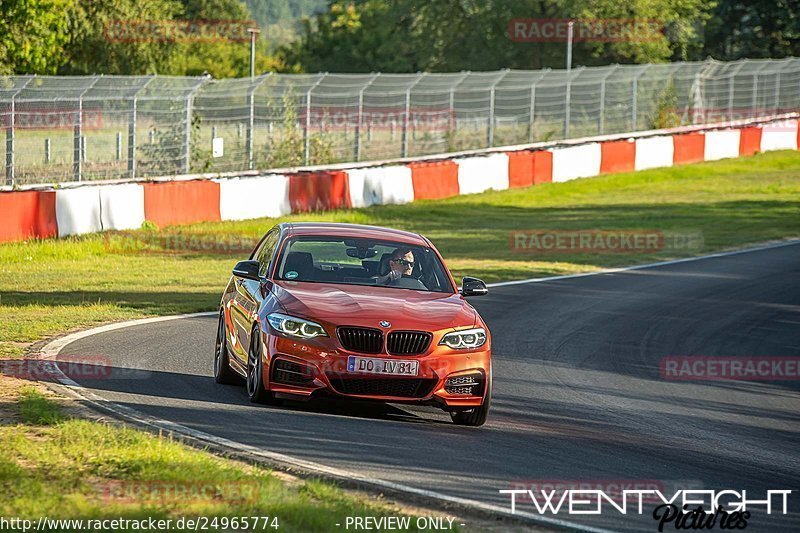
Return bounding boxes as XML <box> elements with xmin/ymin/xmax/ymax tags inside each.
<box><xmin>485</xmin><ymin>239</ymin><xmax>800</xmax><ymax>288</ymax></box>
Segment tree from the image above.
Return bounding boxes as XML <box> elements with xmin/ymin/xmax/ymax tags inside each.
<box><xmin>61</xmin><ymin>0</ymin><xmax>184</xmax><ymax>75</ymax></box>
<box><xmin>0</xmin><ymin>0</ymin><xmax>73</xmax><ymax>74</ymax></box>
<box><xmin>703</xmin><ymin>0</ymin><xmax>800</xmax><ymax>60</ymax></box>
<box><xmin>282</xmin><ymin>0</ymin><xmax>714</xmax><ymax>73</ymax></box>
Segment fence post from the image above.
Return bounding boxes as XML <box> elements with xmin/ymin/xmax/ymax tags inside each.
<box><xmin>354</xmin><ymin>73</ymin><xmax>378</xmax><ymax>162</ymax></box>
<box><xmin>598</xmin><ymin>65</ymin><xmax>617</xmax><ymax>135</ymax></box>
<box><xmin>486</xmin><ymin>69</ymin><xmax>508</xmax><ymax>147</ymax></box>
<box><xmin>246</xmin><ymin>73</ymin><xmax>270</xmax><ymax>171</ymax></box>
<box><xmin>73</xmin><ymin>97</ymin><xmax>83</xmax><ymax>181</ymax></box>
<box><xmin>631</xmin><ymin>66</ymin><xmax>648</xmax><ymax>131</ymax></box>
<box><xmin>750</xmin><ymin>63</ymin><xmax>768</xmax><ymax>118</ymax></box>
<box><xmin>728</xmin><ymin>75</ymin><xmax>735</xmax><ymax>121</ymax></box>
<box><xmin>128</xmin><ymin>98</ymin><xmax>137</xmax><ymax>178</ymax></box>
<box><xmin>247</xmin><ymin>91</ymin><xmax>256</xmax><ymax>169</ymax></box>
<box><xmin>401</xmin><ymin>88</ymin><xmax>411</xmax><ymax>157</ymax></box>
<box><xmin>5</xmin><ymin>98</ymin><xmax>14</xmax><ymax>186</ymax></box>
<box><xmin>303</xmin><ymin>90</ymin><xmax>312</xmax><ymax>165</ymax></box>
<box><xmin>6</xmin><ymin>77</ymin><xmax>35</xmax><ymax>186</ymax></box>
<box><xmin>527</xmin><ymin>69</ymin><xmax>548</xmax><ymax>143</ymax></box>
<box><xmin>487</xmin><ymin>86</ymin><xmax>496</xmax><ymax>146</ymax></box>
<box><xmin>184</xmin><ymin>96</ymin><xmax>192</xmax><ymax>174</ymax></box>
<box><xmin>354</xmin><ymin>89</ymin><xmax>364</xmax><ymax>161</ymax></box>
<box><xmin>563</xmin><ymin>68</ymin><xmax>582</xmax><ymax>138</ymax></box>
<box><xmin>72</xmin><ymin>75</ymin><xmax>101</xmax><ymax>182</ymax></box>
<box><xmin>303</xmin><ymin>74</ymin><xmax>326</xmax><ymax>166</ymax></box>
<box><xmin>183</xmin><ymin>76</ymin><xmax>209</xmax><ymax>175</ymax></box>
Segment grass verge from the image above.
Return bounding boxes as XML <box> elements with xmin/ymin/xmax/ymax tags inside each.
<box><xmin>0</xmin><ymin>383</ymin><xmax>451</xmax><ymax>532</ymax></box>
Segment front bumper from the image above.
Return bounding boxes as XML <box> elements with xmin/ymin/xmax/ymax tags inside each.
<box><xmin>262</xmin><ymin>334</ymin><xmax>491</xmax><ymax>409</ymax></box>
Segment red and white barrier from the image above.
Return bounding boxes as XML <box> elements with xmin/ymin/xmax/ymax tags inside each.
<box><xmin>347</xmin><ymin>165</ymin><xmax>415</xmax><ymax>208</ymax></box>
<box><xmin>760</xmin><ymin>120</ymin><xmax>798</xmax><ymax>152</ymax></box>
<box><xmin>99</xmin><ymin>184</ymin><xmax>145</xmax><ymax>231</ymax></box>
<box><xmin>3</xmin><ymin>116</ymin><xmax>798</xmax><ymax>243</ymax></box>
<box><xmin>635</xmin><ymin>136</ymin><xmax>673</xmax><ymax>170</ymax></box>
<box><xmin>217</xmin><ymin>175</ymin><xmax>290</xmax><ymax>221</ymax></box>
<box><xmin>551</xmin><ymin>143</ymin><xmax>601</xmax><ymax>182</ymax></box>
<box><xmin>56</xmin><ymin>187</ymin><xmax>103</xmax><ymax>237</ymax></box>
<box><xmin>704</xmin><ymin>130</ymin><xmax>741</xmax><ymax>161</ymax></box>
<box><xmin>453</xmin><ymin>154</ymin><xmax>509</xmax><ymax>194</ymax></box>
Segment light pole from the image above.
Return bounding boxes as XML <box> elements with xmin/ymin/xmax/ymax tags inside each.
<box><xmin>247</xmin><ymin>28</ymin><xmax>260</xmax><ymax>78</ymax></box>
<box><xmin>566</xmin><ymin>20</ymin><xmax>574</xmax><ymax>71</ymax></box>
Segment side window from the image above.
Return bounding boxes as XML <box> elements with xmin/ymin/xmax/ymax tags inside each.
<box><xmin>257</xmin><ymin>231</ymin><xmax>280</xmax><ymax>277</ymax></box>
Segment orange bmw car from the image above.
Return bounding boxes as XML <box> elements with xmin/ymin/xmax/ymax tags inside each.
<box><xmin>214</xmin><ymin>222</ymin><xmax>492</xmax><ymax>426</ymax></box>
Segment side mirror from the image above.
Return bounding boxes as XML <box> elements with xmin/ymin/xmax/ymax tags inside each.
<box><xmin>232</xmin><ymin>260</ymin><xmax>261</xmax><ymax>281</ymax></box>
<box><xmin>460</xmin><ymin>276</ymin><xmax>488</xmax><ymax>297</ymax></box>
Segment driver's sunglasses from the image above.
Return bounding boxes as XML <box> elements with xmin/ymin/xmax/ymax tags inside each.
<box><xmin>391</xmin><ymin>259</ymin><xmax>415</xmax><ymax>268</ymax></box>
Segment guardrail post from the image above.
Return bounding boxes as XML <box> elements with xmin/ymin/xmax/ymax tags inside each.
<box><xmin>5</xmin><ymin>99</ymin><xmax>14</xmax><ymax>186</ymax></box>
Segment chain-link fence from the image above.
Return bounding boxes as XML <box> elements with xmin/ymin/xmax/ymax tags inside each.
<box><xmin>2</xmin><ymin>57</ymin><xmax>799</xmax><ymax>186</ymax></box>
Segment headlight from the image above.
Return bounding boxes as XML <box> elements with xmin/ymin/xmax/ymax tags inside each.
<box><xmin>267</xmin><ymin>313</ymin><xmax>327</xmax><ymax>339</ymax></box>
<box><xmin>439</xmin><ymin>327</ymin><xmax>486</xmax><ymax>350</ymax></box>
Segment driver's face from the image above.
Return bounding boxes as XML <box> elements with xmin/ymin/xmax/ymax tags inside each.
<box><xmin>390</xmin><ymin>251</ymin><xmax>415</xmax><ymax>275</ymax></box>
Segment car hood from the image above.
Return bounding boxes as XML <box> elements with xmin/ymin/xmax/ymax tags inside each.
<box><xmin>272</xmin><ymin>281</ymin><xmax>476</xmax><ymax>330</ymax></box>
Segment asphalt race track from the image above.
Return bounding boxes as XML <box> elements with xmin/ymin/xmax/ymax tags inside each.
<box><xmin>60</xmin><ymin>243</ymin><xmax>800</xmax><ymax>532</ymax></box>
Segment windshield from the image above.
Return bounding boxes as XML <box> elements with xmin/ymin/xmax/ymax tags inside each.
<box><xmin>274</xmin><ymin>236</ymin><xmax>454</xmax><ymax>293</ymax></box>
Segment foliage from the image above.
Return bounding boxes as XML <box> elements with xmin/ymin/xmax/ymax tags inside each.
<box><xmin>281</xmin><ymin>0</ymin><xmax>713</xmax><ymax>72</ymax></box>
<box><xmin>703</xmin><ymin>0</ymin><xmax>800</xmax><ymax>60</ymax></box>
<box><xmin>244</xmin><ymin>0</ymin><xmax>327</xmax><ymax>48</ymax></box>
<box><xmin>263</xmin><ymin>92</ymin><xmax>335</xmax><ymax>167</ymax></box>
<box><xmin>0</xmin><ymin>0</ymin><xmax>73</xmax><ymax>75</ymax></box>
<box><xmin>138</xmin><ymin>102</ymin><xmax>206</xmax><ymax>174</ymax></box>
<box><xmin>649</xmin><ymin>82</ymin><xmax>682</xmax><ymax>129</ymax></box>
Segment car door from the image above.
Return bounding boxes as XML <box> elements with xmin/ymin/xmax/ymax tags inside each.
<box><xmin>230</xmin><ymin>229</ymin><xmax>280</xmax><ymax>365</ymax></box>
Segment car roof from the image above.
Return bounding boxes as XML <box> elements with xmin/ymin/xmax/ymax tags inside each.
<box><xmin>282</xmin><ymin>222</ymin><xmax>428</xmax><ymax>246</ymax></box>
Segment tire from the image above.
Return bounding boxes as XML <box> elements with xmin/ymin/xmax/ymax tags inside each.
<box><xmin>214</xmin><ymin>311</ymin><xmax>240</xmax><ymax>385</ymax></box>
<box><xmin>246</xmin><ymin>327</ymin><xmax>279</xmax><ymax>404</ymax></box>
<box><xmin>450</xmin><ymin>367</ymin><xmax>492</xmax><ymax>427</ymax></box>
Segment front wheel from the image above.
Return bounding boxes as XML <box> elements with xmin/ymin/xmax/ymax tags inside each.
<box><xmin>450</xmin><ymin>368</ymin><xmax>492</xmax><ymax>427</ymax></box>
<box><xmin>246</xmin><ymin>328</ymin><xmax>279</xmax><ymax>405</ymax></box>
<box><xmin>214</xmin><ymin>311</ymin><xmax>240</xmax><ymax>385</ymax></box>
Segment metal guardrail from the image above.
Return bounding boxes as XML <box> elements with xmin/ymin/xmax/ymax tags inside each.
<box><xmin>2</xmin><ymin>58</ymin><xmax>799</xmax><ymax>186</ymax></box>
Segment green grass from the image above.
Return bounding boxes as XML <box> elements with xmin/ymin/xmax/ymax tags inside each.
<box><xmin>0</xmin><ymin>388</ymin><xmax>435</xmax><ymax>532</ymax></box>
<box><xmin>2</xmin><ymin>150</ymin><xmax>800</xmax><ymax>358</ymax></box>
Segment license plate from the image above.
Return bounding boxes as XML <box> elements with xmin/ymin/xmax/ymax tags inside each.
<box><xmin>347</xmin><ymin>356</ymin><xmax>419</xmax><ymax>376</ymax></box>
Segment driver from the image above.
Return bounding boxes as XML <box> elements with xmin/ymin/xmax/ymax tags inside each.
<box><xmin>375</xmin><ymin>248</ymin><xmax>425</xmax><ymax>289</ymax></box>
